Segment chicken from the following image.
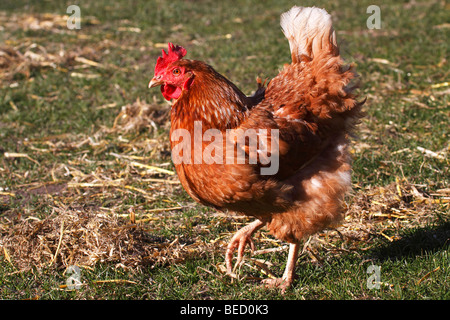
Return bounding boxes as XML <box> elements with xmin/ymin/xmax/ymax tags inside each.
<box><xmin>148</xmin><ymin>6</ymin><xmax>364</xmax><ymax>291</ymax></box>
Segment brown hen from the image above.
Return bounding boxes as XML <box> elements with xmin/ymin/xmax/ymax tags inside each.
<box><xmin>148</xmin><ymin>6</ymin><xmax>364</xmax><ymax>291</ymax></box>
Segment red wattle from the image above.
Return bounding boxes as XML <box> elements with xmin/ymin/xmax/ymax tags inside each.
<box><xmin>161</xmin><ymin>84</ymin><xmax>182</xmax><ymax>101</ymax></box>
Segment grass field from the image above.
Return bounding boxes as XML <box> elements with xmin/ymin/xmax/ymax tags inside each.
<box><xmin>0</xmin><ymin>0</ymin><xmax>449</xmax><ymax>300</ymax></box>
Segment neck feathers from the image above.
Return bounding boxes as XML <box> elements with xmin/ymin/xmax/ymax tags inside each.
<box><xmin>171</xmin><ymin>60</ymin><xmax>249</xmax><ymax>132</ymax></box>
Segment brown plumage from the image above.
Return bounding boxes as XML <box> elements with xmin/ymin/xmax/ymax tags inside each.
<box><xmin>149</xmin><ymin>6</ymin><xmax>364</xmax><ymax>291</ymax></box>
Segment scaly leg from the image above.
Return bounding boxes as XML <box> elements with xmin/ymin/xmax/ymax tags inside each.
<box><xmin>225</xmin><ymin>219</ymin><xmax>265</xmax><ymax>278</ymax></box>
<box><xmin>262</xmin><ymin>242</ymin><xmax>300</xmax><ymax>293</ymax></box>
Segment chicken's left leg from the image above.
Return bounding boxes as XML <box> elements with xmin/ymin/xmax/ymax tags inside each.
<box><xmin>225</xmin><ymin>219</ymin><xmax>265</xmax><ymax>278</ymax></box>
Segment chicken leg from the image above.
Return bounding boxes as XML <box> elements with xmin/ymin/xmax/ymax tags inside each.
<box><xmin>262</xmin><ymin>242</ymin><xmax>300</xmax><ymax>293</ymax></box>
<box><xmin>225</xmin><ymin>219</ymin><xmax>265</xmax><ymax>277</ymax></box>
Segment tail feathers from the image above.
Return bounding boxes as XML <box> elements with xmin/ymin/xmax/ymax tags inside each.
<box><xmin>280</xmin><ymin>6</ymin><xmax>338</xmax><ymax>63</ymax></box>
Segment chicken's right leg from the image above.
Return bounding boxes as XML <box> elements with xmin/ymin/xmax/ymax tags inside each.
<box><xmin>262</xmin><ymin>242</ymin><xmax>300</xmax><ymax>293</ymax></box>
<box><xmin>225</xmin><ymin>219</ymin><xmax>265</xmax><ymax>278</ymax></box>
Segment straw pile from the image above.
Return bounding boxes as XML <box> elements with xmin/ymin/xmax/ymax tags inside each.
<box><xmin>1</xmin><ymin>204</ymin><xmax>209</xmax><ymax>271</ymax></box>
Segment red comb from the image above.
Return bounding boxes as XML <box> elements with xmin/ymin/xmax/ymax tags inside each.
<box><xmin>154</xmin><ymin>43</ymin><xmax>187</xmax><ymax>75</ymax></box>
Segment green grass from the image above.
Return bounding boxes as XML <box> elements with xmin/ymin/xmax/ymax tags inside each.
<box><xmin>0</xmin><ymin>0</ymin><xmax>449</xmax><ymax>300</ymax></box>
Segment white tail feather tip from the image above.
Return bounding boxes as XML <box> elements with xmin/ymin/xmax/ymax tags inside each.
<box><xmin>280</xmin><ymin>6</ymin><xmax>336</xmax><ymax>61</ymax></box>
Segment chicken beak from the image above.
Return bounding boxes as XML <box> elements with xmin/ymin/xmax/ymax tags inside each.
<box><xmin>148</xmin><ymin>76</ymin><xmax>163</xmax><ymax>88</ymax></box>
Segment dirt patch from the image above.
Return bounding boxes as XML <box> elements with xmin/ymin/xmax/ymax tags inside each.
<box><xmin>22</xmin><ymin>182</ymin><xmax>67</xmax><ymax>196</ymax></box>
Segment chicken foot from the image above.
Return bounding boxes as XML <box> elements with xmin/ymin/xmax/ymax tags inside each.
<box><xmin>262</xmin><ymin>242</ymin><xmax>300</xmax><ymax>293</ymax></box>
<box><xmin>225</xmin><ymin>219</ymin><xmax>265</xmax><ymax>278</ymax></box>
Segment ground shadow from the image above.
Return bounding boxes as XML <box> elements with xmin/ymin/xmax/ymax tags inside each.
<box><xmin>369</xmin><ymin>219</ymin><xmax>450</xmax><ymax>261</ymax></box>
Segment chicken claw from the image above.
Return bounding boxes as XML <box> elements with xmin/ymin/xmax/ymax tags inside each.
<box><xmin>261</xmin><ymin>277</ymin><xmax>292</xmax><ymax>294</ymax></box>
<box><xmin>225</xmin><ymin>219</ymin><xmax>265</xmax><ymax>277</ymax></box>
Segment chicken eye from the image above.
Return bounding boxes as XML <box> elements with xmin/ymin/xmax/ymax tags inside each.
<box><xmin>172</xmin><ymin>68</ymin><xmax>181</xmax><ymax>76</ymax></box>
